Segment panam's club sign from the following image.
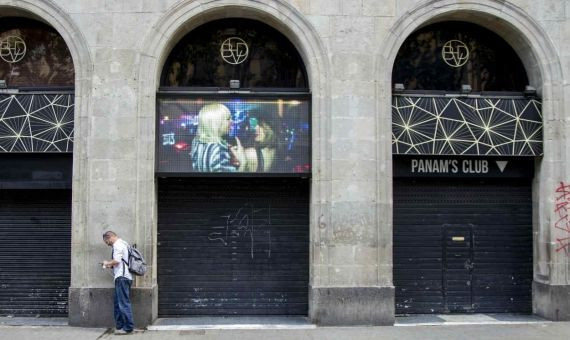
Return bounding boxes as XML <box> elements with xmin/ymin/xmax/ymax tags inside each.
<box><xmin>393</xmin><ymin>157</ymin><xmax>534</xmax><ymax>178</ymax></box>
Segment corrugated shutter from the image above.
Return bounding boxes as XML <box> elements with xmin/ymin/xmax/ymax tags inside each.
<box><xmin>157</xmin><ymin>178</ymin><xmax>309</xmax><ymax>316</ymax></box>
<box><xmin>394</xmin><ymin>179</ymin><xmax>532</xmax><ymax>314</ymax></box>
<box><xmin>0</xmin><ymin>190</ymin><xmax>71</xmax><ymax>316</ymax></box>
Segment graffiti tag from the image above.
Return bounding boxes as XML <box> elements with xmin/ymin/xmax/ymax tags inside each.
<box><xmin>554</xmin><ymin>182</ymin><xmax>570</xmax><ymax>255</ymax></box>
<box><xmin>208</xmin><ymin>203</ymin><xmax>272</xmax><ymax>259</ymax></box>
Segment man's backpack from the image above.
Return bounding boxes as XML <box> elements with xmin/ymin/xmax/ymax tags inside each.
<box><xmin>123</xmin><ymin>243</ymin><xmax>147</xmax><ymax>276</ymax></box>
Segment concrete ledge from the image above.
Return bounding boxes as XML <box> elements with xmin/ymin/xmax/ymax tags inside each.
<box><xmin>68</xmin><ymin>284</ymin><xmax>157</xmax><ymax>328</ymax></box>
<box><xmin>533</xmin><ymin>281</ymin><xmax>570</xmax><ymax>321</ymax></box>
<box><xmin>148</xmin><ymin>316</ymin><xmax>316</xmax><ymax>330</ymax></box>
<box><xmin>309</xmin><ymin>286</ymin><xmax>395</xmax><ymax>326</ymax></box>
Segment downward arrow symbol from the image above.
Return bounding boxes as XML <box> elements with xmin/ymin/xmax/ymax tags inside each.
<box><xmin>496</xmin><ymin>161</ymin><xmax>508</xmax><ymax>173</ymax></box>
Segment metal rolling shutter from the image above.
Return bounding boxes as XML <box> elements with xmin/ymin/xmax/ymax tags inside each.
<box><xmin>157</xmin><ymin>178</ymin><xmax>309</xmax><ymax>316</ymax></box>
<box><xmin>394</xmin><ymin>179</ymin><xmax>532</xmax><ymax>314</ymax></box>
<box><xmin>0</xmin><ymin>190</ymin><xmax>71</xmax><ymax>316</ymax></box>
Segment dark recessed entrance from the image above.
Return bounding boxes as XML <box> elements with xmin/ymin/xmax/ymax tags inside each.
<box><xmin>391</xmin><ymin>19</ymin><xmax>540</xmax><ymax>316</ymax></box>
<box><xmin>393</xmin><ymin>178</ymin><xmax>533</xmax><ymax>314</ymax></box>
<box><xmin>157</xmin><ymin>177</ymin><xmax>310</xmax><ymax>316</ymax></box>
<box><xmin>0</xmin><ymin>16</ymin><xmax>75</xmax><ymax>317</ymax></box>
<box><xmin>155</xmin><ymin>17</ymin><xmax>311</xmax><ymax>317</ymax></box>
<box><xmin>0</xmin><ymin>189</ymin><xmax>71</xmax><ymax>316</ymax></box>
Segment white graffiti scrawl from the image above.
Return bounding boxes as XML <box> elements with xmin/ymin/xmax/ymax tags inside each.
<box><xmin>208</xmin><ymin>203</ymin><xmax>272</xmax><ymax>259</ymax></box>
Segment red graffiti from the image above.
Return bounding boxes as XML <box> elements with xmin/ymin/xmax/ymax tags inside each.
<box><xmin>556</xmin><ymin>182</ymin><xmax>570</xmax><ymax>200</ymax></box>
<box><xmin>554</xmin><ymin>215</ymin><xmax>570</xmax><ymax>233</ymax></box>
<box><xmin>554</xmin><ymin>182</ymin><xmax>570</xmax><ymax>254</ymax></box>
<box><xmin>556</xmin><ymin>237</ymin><xmax>570</xmax><ymax>255</ymax></box>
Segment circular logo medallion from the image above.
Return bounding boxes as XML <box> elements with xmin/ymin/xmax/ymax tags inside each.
<box><xmin>442</xmin><ymin>40</ymin><xmax>469</xmax><ymax>68</ymax></box>
<box><xmin>220</xmin><ymin>37</ymin><xmax>249</xmax><ymax>65</ymax></box>
<box><xmin>0</xmin><ymin>36</ymin><xmax>26</xmax><ymax>63</ymax></box>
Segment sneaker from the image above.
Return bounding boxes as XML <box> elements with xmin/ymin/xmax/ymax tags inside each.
<box><xmin>114</xmin><ymin>329</ymin><xmax>132</xmax><ymax>335</ymax></box>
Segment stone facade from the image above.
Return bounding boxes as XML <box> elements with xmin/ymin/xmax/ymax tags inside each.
<box><xmin>1</xmin><ymin>0</ymin><xmax>568</xmax><ymax>326</ymax></box>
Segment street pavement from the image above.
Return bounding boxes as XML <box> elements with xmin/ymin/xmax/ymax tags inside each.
<box><xmin>1</xmin><ymin>322</ymin><xmax>570</xmax><ymax>340</ymax></box>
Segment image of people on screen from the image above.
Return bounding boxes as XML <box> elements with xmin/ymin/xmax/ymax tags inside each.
<box><xmin>190</xmin><ymin>103</ymin><xmax>245</xmax><ymax>172</ymax></box>
<box><xmin>158</xmin><ymin>98</ymin><xmax>310</xmax><ymax>174</ymax></box>
<box><xmin>241</xmin><ymin>116</ymin><xmax>278</xmax><ymax>172</ymax></box>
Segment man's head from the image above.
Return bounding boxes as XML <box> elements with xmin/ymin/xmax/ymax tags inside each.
<box><xmin>102</xmin><ymin>231</ymin><xmax>118</xmax><ymax>246</ymax></box>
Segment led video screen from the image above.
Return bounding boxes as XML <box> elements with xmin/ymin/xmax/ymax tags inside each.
<box><xmin>157</xmin><ymin>97</ymin><xmax>310</xmax><ymax>174</ymax></box>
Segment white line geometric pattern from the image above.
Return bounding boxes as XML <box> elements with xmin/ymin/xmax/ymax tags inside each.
<box><xmin>0</xmin><ymin>94</ymin><xmax>74</xmax><ymax>152</ymax></box>
<box><xmin>392</xmin><ymin>96</ymin><xmax>542</xmax><ymax>156</ymax></box>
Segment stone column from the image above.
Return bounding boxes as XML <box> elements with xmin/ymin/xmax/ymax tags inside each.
<box><xmin>68</xmin><ymin>7</ymin><xmax>159</xmax><ymax>327</ymax></box>
<box><xmin>308</xmin><ymin>11</ymin><xmax>395</xmax><ymax>325</ymax></box>
<box><xmin>533</xmin><ymin>85</ymin><xmax>570</xmax><ymax>321</ymax></box>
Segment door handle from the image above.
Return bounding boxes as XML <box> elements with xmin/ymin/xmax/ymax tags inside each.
<box><xmin>464</xmin><ymin>259</ymin><xmax>474</xmax><ymax>270</ymax></box>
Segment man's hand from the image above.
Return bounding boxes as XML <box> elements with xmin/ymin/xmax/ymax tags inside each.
<box><xmin>103</xmin><ymin>260</ymin><xmax>117</xmax><ymax>268</ymax></box>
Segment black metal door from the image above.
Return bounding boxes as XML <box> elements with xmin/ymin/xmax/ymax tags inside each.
<box><xmin>157</xmin><ymin>177</ymin><xmax>309</xmax><ymax>316</ymax></box>
<box><xmin>0</xmin><ymin>190</ymin><xmax>71</xmax><ymax>317</ymax></box>
<box><xmin>443</xmin><ymin>224</ymin><xmax>474</xmax><ymax>312</ymax></box>
<box><xmin>394</xmin><ymin>179</ymin><xmax>532</xmax><ymax>314</ymax></box>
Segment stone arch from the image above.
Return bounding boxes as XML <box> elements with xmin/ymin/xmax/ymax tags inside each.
<box><xmin>0</xmin><ymin>1</ymin><xmax>93</xmax><ymax>89</ymax></box>
<box><xmin>0</xmin><ymin>0</ymin><xmax>93</xmax><ymax>286</ymax></box>
<box><xmin>378</xmin><ymin>0</ymin><xmax>563</xmax><ymax>123</ymax></box>
<box><xmin>139</xmin><ymin>1</ymin><xmax>330</xmax><ymax>93</ymax></box>
<box><xmin>135</xmin><ymin>0</ymin><xmax>331</xmax><ymax>291</ymax></box>
<box><xmin>382</xmin><ymin>1</ymin><xmax>563</xmax><ymax>94</ymax></box>
<box><xmin>379</xmin><ymin>0</ymin><xmax>563</xmax><ymax>293</ymax></box>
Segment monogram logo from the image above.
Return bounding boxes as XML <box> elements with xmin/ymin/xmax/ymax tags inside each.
<box><xmin>442</xmin><ymin>40</ymin><xmax>469</xmax><ymax>68</ymax></box>
<box><xmin>220</xmin><ymin>37</ymin><xmax>249</xmax><ymax>65</ymax></box>
<box><xmin>0</xmin><ymin>36</ymin><xmax>26</xmax><ymax>63</ymax></box>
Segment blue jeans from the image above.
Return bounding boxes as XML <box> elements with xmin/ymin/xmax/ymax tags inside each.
<box><xmin>114</xmin><ymin>277</ymin><xmax>134</xmax><ymax>331</ymax></box>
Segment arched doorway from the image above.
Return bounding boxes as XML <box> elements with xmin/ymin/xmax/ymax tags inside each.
<box><xmin>391</xmin><ymin>21</ymin><xmax>540</xmax><ymax>314</ymax></box>
<box><xmin>155</xmin><ymin>18</ymin><xmax>311</xmax><ymax>316</ymax></box>
<box><xmin>0</xmin><ymin>16</ymin><xmax>75</xmax><ymax>317</ymax></box>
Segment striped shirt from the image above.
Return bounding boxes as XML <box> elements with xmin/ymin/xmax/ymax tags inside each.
<box><xmin>191</xmin><ymin>139</ymin><xmax>237</xmax><ymax>172</ymax></box>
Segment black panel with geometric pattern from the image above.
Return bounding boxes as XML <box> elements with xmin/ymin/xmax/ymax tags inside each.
<box><xmin>0</xmin><ymin>94</ymin><xmax>74</xmax><ymax>152</ymax></box>
<box><xmin>392</xmin><ymin>96</ymin><xmax>542</xmax><ymax>156</ymax></box>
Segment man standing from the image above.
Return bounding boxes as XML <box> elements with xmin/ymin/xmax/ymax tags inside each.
<box><xmin>103</xmin><ymin>231</ymin><xmax>134</xmax><ymax>335</ymax></box>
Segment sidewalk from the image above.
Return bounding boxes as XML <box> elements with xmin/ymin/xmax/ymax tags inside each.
<box><xmin>1</xmin><ymin>321</ymin><xmax>569</xmax><ymax>340</ymax></box>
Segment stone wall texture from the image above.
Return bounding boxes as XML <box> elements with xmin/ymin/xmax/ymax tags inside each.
<box><xmin>0</xmin><ymin>0</ymin><xmax>568</xmax><ymax>326</ymax></box>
